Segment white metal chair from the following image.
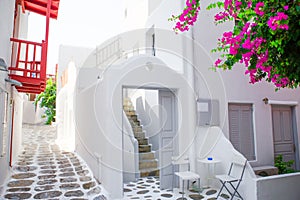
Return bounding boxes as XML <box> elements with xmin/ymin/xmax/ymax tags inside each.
<box><xmin>216</xmin><ymin>154</ymin><xmax>247</xmax><ymax>200</ymax></box>
<box><xmin>172</xmin><ymin>156</ymin><xmax>201</xmax><ymax>199</ymax></box>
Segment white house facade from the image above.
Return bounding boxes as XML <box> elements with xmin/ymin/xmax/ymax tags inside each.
<box><xmin>56</xmin><ymin>0</ymin><xmax>300</xmax><ymax>199</ymax></box>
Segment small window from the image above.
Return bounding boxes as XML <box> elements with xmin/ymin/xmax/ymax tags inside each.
<box><xmin>152</xmin><ymin>33</ymin><xmax>156</xmax><ymax>56</ymax></box>
<box><xmin>228</xmin><ymin>103</ymin><xmax>256</xmax><ymax>160</ymax></box>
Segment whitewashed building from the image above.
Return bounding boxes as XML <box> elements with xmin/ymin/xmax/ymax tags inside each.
<box><xmin>57</xmin><ymin>0</ymin><xmax>300</xmax><ymax>199</ymax></box>
<box><xmin>0</xmin><ymin>0</ymin><xmax>59</xmax><ymax>187</ymax></box>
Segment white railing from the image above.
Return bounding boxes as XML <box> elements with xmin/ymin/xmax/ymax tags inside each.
<box><xmin>122</xmin><ymin>111</ymin><xmax>139</xmax><ymax>182</ymax></box>
<box><xmin>95</xmin><ymin>38</ymin><xmax>122</xmax><ymax>68</ymax></box>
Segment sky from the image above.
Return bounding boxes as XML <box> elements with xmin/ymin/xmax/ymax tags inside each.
<box><xmin>28</xmin><ymin>0</ymin><xmax>123</xmax><ymax>74</ymax></box>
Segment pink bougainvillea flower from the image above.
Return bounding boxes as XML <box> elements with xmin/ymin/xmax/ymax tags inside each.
<box><xmin>277</xmin><ymin>12</ymin><xmax>288</xmax><ymax>20</ymax></box>
<box><xmin>267</xmin><ymin>12</ymin><xmax>289</xmax><ymax>31</ymax></box>
<box><xmin>254</xmin><ymin>2</ymin><xmax>264</xmax><ymax>16</ymax></box>
<box><xmin>215</xmin><ymin>12</ymin><xmax>229</xmax><ymax>21</ymax></box>
<box><xmin>229</xmin><ymin>45</ymin><xmax>238</xmax><ymax>55</ymax></box>
<box><xmin>247</xmin><ymin>1</ymin><xmax>252</xmax><ymax>8</ymax></box>
<box><xmin>279</xmin><ymin>24</ymin><xmax>289</xmax><ymax>30</ymax></box>
<box><xmin>242</xmin><ymin>38</ymin><xmax>252</xmax><ymax>49</ymax></box>
<box><xmin>267</xmin><ymin>17</ymin><xmax>278</xmax><ymax>30</ymax></box>
<box><xmin>235</xmin><ymin>0</ymin><xmax>242</xmax><ymax>10</ymax></box>
<box><xmin>214</xmin><ymin>59</ymin><xmax>222</xmax><ymax>67</ymax></box>
<box><xmin>284</xmin><ymin>5</ymin><xmax>289</xmax><ymax>11</ymax></box>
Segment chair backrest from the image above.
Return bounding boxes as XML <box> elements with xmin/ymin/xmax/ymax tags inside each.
<box><xmin>172</xmin><ymin>155</ymin><xmax>189</xmax><ymax>165</ymax></box>
<box><xmin>172</xmin><ymin>155</ymin><xmax>190</xmax><ymax>170</ymax></box>
<box><xmin>228</xmin><ymin>154</ymin><xmax>247</xmax><ymax>180</ymax></box>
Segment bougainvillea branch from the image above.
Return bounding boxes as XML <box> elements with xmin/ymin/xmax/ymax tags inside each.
<box><xmin>170</xmin><ymin>0</ymin><xmax>300</xmax><ymax>89</ymax></box>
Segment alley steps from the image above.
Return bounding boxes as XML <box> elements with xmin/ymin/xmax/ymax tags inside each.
<box><xmin>139</xmin><ymin>144</ymin><xmax>152</xmax><ymax>153</ymax></box>
<box><xmin>139</xmin><ymin>152</ymin><xmax>155</xmax><ymax>160</ymax></box>
<box><xmin>123</xmin><ymin>97</ymin><xmax>159</xmax><ymax>177</ymax></box>
<box><xmin>137</xmin><ymin>138</ymin><xmax>148</xmax><ymax>145</ymax></box>
<box><xmin>140</xmin><ymin>168</ymin><xmax>160</xmax><ymax>177</ymax></box>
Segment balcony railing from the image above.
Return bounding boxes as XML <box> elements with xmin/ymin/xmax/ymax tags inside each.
<box><xmin>9</xmin><ymin>38</ymin><xmax>47</xmax><ymax>94</ymax></box>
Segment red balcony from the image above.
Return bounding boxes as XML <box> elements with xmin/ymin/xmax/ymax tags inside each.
<box><xmin>9</xmin><ymin>0</ymin><xmax>60</xmax><ymax>94</ymax></box>
<box><xmin>9</xmin><ymin>38</ymin><xmax>47</xmax><ymax>94</ymax></box>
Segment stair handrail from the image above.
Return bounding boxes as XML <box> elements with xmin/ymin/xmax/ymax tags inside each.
<box><xmin>122</xmin><ymin>110</ymin><xmax>139</xmax><ymax>179</ymax></box>
<box><xmin>95</xmin><ymin>37</ymin><xmax>122</xmax><ymax>68</ymax></box>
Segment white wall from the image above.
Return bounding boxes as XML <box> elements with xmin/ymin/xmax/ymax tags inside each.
<box><xmin>191</xmin><ymin>0</ymin><xmax>300</xmax><ymax>167</ymax></box>
<box><xmin>122</xmin><ymin>0</ymin><xmax>148</xmax><ymax>32</ymax></box>
<box><xmin>148</xmin><ymin>0</ymin><xmax>162</xmax><ymax>16</ymax></box>
<box><xmin>122</xmin><ymin>111</ymin><xmax>139</xmax><ymax>183</ymax></box>
<box><xmin>0</xmin><ymin>0</ymin><xmax>15</xmax><ymax>186</ymax></box>
<box><xmin>0</xmin><ymin>85</ymin><xmax>10</xmax><ymax>186</ymax></box>
<box><xmin>56</xmin><ymin>62</ymin><xmax>77</xmax><ymax>151</ymax></box>
<box><xmin>11</xmin><ymin>88</ymin><xmax>24</xmax><ymax>166</ymax></box>
<box><xmin>0</xmin><ymin>0</ymin><xmax>15</xmax><ymax>63</ymax></box>
<box><xmin>74</xmin><ymin>55</ymin><xmax>195</xmax><ymax>199</ymax></box>
<box><xmin>257</xmin><ymin>173</ymin><xmax>300</xmax><ymax>200</ymax></box>
<box><xmin>23</xmin><ymin>101</ymin><xmax>36</xmax><ymax>124</ymax></box>
<box><xmin>57</xmin><ymin>45</ymin><xmax>94</xmax><ymax>92</ymax></box>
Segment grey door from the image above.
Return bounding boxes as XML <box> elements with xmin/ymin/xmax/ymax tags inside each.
<box><xmin>272</xmin><ymin>105</ymin><xmax>297</xmax><ymax>169</ymax></box>
<box><xmin>159</xmin><ymin>90</ymin><xmax>177</xmax><ymax>189</ymax></box>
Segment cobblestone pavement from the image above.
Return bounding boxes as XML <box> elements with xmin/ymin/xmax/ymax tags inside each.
<box><xmin>123</xmin><ymin>177</ymin><xmax>228</xmax><ymax>200</ymax></box>
<box><xmin>0</xmin><ymin>124</ymin><xmax>108</xmax><ymax>200</ymax></box>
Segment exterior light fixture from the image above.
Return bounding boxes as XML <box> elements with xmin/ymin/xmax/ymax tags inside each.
<box><xmin>0</xmin><ymin>58</ymin><xmax>8</xmax><ymax>72</ymax></box>
<box><xmin>262</xmin><ymin>97</ymin><xmax>269</xmax><ymax>104</ymax></box>
<box><xmin>5</xmin><ymin>78</ymin><xmax>22</xmax><ymax>87</ymax></box>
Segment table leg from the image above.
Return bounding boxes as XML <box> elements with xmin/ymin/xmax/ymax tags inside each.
<box><xmin>182</xmin><ymin>180</ymin><xmax>184</xmax><ymax>199</ymax></box>
<box><xmin>198</xmin><ymin>178</ymin><xmax>201</xmax><ymax>193</ymax></box>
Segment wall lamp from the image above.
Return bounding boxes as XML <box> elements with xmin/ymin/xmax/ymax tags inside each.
<box><xmin>5</xmin><ymin>78</ymin><xmax>22</xmax><ymax>87</ymax></box>
<box><xmin>0</xmin><ymin>58</ymin><xmax>8</xmax><ymax>72</ymax></box>
<box><xmin>262</xmin><ymin>97</ymin><xmax>269</xmax><ymax>104</ymax></box>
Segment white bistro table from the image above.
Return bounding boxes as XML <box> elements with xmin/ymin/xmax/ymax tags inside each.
<box><xmin>198</xmin><ymin>158</ymin><xmax>221</xmax><ymax>188</ymax></box>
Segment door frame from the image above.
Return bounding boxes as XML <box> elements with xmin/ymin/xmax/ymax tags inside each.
<box><xmin>291</xmin><ymin>106</ymin><xmax>300</xmax><ymax>170</ymax></box>
<box><xmin>121</xmin><ymin>86</ymin><xmax>179</xmax><ymax>187</ymax></box>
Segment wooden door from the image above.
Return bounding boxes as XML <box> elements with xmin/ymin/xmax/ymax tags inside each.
<box><xmin>272</xmin><ymin>106</ymin><xmax>297</xmax><ymax>169</ymax></box>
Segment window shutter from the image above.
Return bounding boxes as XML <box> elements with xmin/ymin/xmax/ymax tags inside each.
<box><xmin>229</xmin><ymin>104</ymin><xmax>255</xmax><ymax>160</ymax></box>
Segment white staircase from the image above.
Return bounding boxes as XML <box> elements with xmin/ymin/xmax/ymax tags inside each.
<box><xmin>123</xmin><ymin>98</ymin><xmax>159</xmax><ymax>177</ymax></box>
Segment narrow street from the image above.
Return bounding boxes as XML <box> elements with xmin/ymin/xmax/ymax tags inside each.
<box><xmin>1</xmin><ymin>124</ymin><xmax>108</xmax><ymax>200</ymax></box>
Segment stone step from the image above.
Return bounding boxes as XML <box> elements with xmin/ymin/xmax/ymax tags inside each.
<box><xmin>125</xmin><ymin>110</ymin><xmax>136</xmax><ymax>116</ymax></box>
<box><xmin>253</xmin><ymin>166</ymin><xmax>278</xmax><ymax>176</ymax></box>
<box><xmin>130</xmin><ymin>115</ymin><xmax>138</xmax><ymax>122</ymax></box>
<box><xmin>139</xmin><ymin>144</ymin><xmax>151</xmax><ymax>153</ymax></box>
<box><xmin>137</xmin><ymin>138</ymin><xmax>148</xmax><ymax>145</ymax></box>
<box><xmin>139</xmin><ymin>159</ymin><xmax>158</xmax><ymax>170</ymax></box>
<box><xmin>123</xmin><ymin>98</ymin><xmax>132</xmax><ymax>105</ymax></box>
<box><xmin>134</xmin><ymin>131</ymin><xmax>145</xmax><ymax>139</ymax></box>
<box><xmin>139</xmin><ymin>152</ymin><xmax>155</xmax><ymax>160</ymax></box>
<box><xmin>133</xmin><ymin>126</ymin><xmax>143</xmax><ymax>133</ymax></box>
<box><xmin>123</xmin><ymin>105</ymin><xmax>134</xmax><ymax>111</ymax></box>
<box><xmin>130</xmin><ymin>120</ymin><xmax>140</xmax><ymax>126</ymax></box>
<box><xmin>140</xmin><ymin>168</ymin><xmax>160</xmax><ymax>177</ymax></box>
